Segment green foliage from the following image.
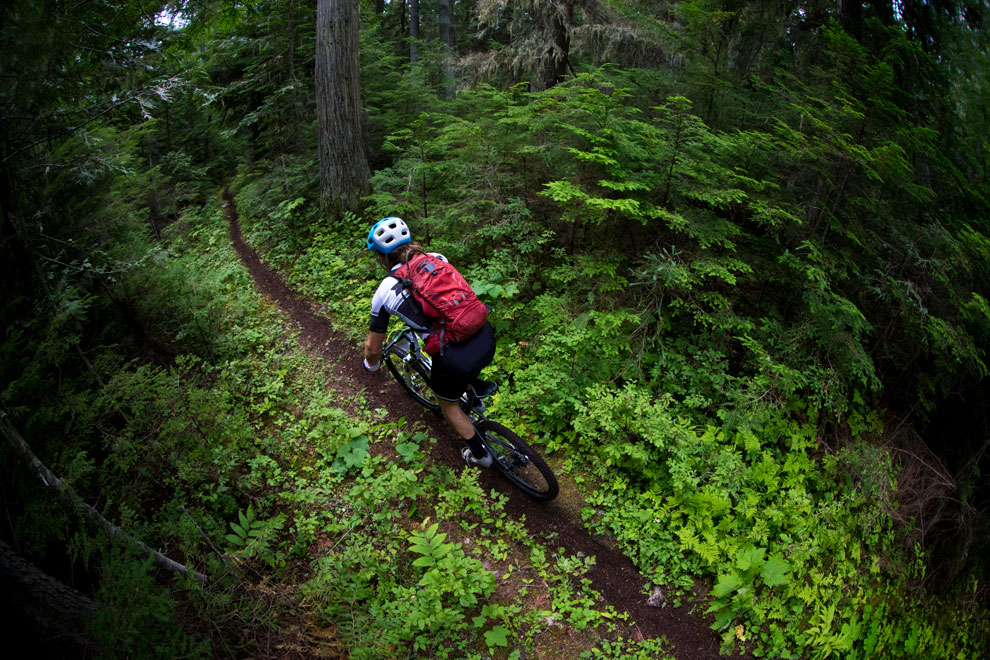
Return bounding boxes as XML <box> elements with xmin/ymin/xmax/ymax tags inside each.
<box><xmin>5</xmin><ymin>1</ymin><xmax>990</xmax><ymax>658</ymax></box>
<box><xmin>233</xmin><ymin>51</ymin><xmax>990</xmax><ymax>657</ymax></box>
<box><xmin>400</xmin><ymin>518</ymin><xmax>496</xmax><ymax>642</ymax></box>
<box><xmin>89</xmin><ymin>549</ymin><xmax>210</xmax><ymax>659</ymax></box>
<box><xmin>224</xmin><ymin>504</ymin><xmax>285</xmax><ymax>568</ymax></box>
<box><xmin>581</xmin><ymin>636</ymin><xmax>674</xmax><ymax>660</ymax></box>
<box><xmin>572</xmin><ymin>391</ymin><xmax>986</xmax><ymax>657</ymax></box>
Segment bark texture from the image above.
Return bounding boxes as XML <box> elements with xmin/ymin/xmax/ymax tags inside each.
<box><xmin>316</xmin><ymin>0</ymin><xmax>371</xmax><ymax>219</ymax></box>
<box><xmin>0</xmin><ymin>539</ymin><xmax>97</xmax><ymax>656</ymax></box>
<box><xmin>439</xmin><ymin>0</ymin><xmax>456</xmax><ymax>97</ymax></box>
<box><xmin>409</xmin><ymin>0</ymin><xmax>420</xmax><ymax>63</ymax></box>
<box><xmin>530</xmin><ymin>0</ymin><xmax>571</xmax><ymax>92</ymax></box>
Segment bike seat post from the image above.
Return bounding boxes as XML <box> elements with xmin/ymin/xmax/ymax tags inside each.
<box><xmin>463</xmin><ymin>387</ymin><xmax>484</xmax><ymax>415</ymax></box>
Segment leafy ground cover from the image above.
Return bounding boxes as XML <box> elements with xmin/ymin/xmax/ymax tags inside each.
<box><xmin>3</xmin><ymin>3</ymin><xmax>989</xmax><ymax>657</ymax></box>
<box><xmin>3</xmin><ymin>194</ymin><xmax>682</xmax><ymax>658</ymax></box>
<box><xmin>230</xmin><ymin>64</ymin><xmax>990</xmax><ymax>654</ymax></box>
<box><xmin>225</xmin><ymin>188</ymin><xmax>741</xmax><ymax>658</ymax></box>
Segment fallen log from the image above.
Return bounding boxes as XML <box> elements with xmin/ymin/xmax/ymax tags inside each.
<box><xmin>0</xmin><ymin>413</ymin><xmax>208</xmax><ymax>583</ymax></box>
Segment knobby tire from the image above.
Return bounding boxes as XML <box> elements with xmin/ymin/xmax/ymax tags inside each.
<box><xmin>476</xmin><ymin>419</ymin><xmax>558</xmax><ymax>501</ymax></box>
<box><xmin>384</xmin><ymin>348</ymin><xmax>440</xmax><ymax>414</ymax></box>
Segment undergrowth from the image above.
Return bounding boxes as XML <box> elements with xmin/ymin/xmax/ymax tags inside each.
<box><xmin>231</xmin><ymin>74</ymin><xmax>990</xmax><ymax>657</ymax></box>
<box><xmin>2</xmin><ymin>191</ymin><xmax>673</xmax><ymax>658</ymax></box>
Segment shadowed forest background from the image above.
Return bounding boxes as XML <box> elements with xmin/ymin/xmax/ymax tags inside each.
<box><xmin>2</xmin><ymin>0</ymin><xmax>989</xmax><ymax>658</ymax></box>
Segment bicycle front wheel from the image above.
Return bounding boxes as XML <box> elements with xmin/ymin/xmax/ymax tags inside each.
<box><xmin>476</xmin><ymin>420</ymin><xmax>558</xmax><ymax>501</ymax></box>
<box><xmin>384</xmin><ymin>348</ymin><xmax>440</xmax><ymax>414</ymax></box>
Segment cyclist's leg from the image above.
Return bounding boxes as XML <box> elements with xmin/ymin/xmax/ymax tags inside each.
<box><xmin>437</xmin><ymin>398</ymin><xmax>488</xmax><ymax>462</ymax></box>
<box><xmin>431</xmin><ymin>325</ymin><xmax>496</xmax><ymax>461</ymax></box>
<box><xmin>429</xmin><ymin>324</ymin><xmax>494</xmax><ymax>403</ymax></box>
<box><xmin>463</xmin><ymin>323</ymin><xmax>497</xmax><ymax>397</ymax></box>
<box><xmin>431</xmin><ymin>360</ymin><xmax>485</xmax><ymax>458</ymax></box>
<box><xmin>437</xmin><ymin>398</ymin><xmax>474</xmax><ymax>438</ymax></box>
<box><xmin>445</xmin><ymin>324</ymin><xmax>496</xmax><ymax>393</ymax></box>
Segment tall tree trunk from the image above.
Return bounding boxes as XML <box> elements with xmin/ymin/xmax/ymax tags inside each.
<box><xmin>530</xmin><ymin>0</ymin><xmax>571</xmax><ymax>92</ymax></box>
<box><xmin>438</xmin><ymin>0</ymin><xmax>456</xmax><ymax>97</ymax></box>
<box><xmin>409</xmin><ymin>0</ymin><xmax>420</xmax><ymax>64</ymax></box>
<box><xmin>837</xmin><ymin>0</ymin><xmax>864</xmax><ymax>42</ymax></box>
<box><xmin>316</xmin><ymin>0</ymin><xmax>371</xmax><ymax>219</ymax></box>
<box><xmin>288</xmin><ymin>0</ymin><xmax>303</xmax><ymax>153</ymax></box>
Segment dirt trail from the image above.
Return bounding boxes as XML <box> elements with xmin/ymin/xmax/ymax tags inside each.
<box><xmin>224</xmin><ymin>192</ymin><xmax>747</xmax><ymax>660</ymax></box>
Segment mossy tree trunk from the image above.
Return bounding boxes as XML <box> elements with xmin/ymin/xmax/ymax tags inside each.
<box><xmin>530</xmin><ymin>0</ymin><xmax>571</xmax><ymax>92</ymax></box>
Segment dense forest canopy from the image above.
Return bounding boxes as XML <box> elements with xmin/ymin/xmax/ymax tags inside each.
<box><xmin>2</xmin><ymin>0</ymin><xmax>989</xmax><ymax>657</ymax></box>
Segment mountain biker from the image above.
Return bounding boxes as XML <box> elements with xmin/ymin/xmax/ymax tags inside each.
<box><xmin>362</xmin><ymin>216</ymin><xmax>498</xmax><ymax>467</ymax></box>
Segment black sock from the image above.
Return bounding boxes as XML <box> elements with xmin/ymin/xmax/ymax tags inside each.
<box><xmin>465</xmin><ymin>430</ymin><xmax>486</xmax><ymax>458</ymax></box>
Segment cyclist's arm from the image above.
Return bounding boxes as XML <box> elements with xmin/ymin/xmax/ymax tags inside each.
<box><xmin>366</xmin><ymin>277</ymin><xmax>394</xmax><ymax>369</ymax></box>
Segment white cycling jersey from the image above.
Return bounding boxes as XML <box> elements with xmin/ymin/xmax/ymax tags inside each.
<box><xmin>369</xmin><ymin>253</ymin><xmax>447</xmax><ymax>334</ymax></box>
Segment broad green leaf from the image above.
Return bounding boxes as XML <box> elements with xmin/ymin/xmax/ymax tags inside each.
<box><xmin>396</xmin><ymin>442</ymin><xmax>420</xmax><ymax>462</ymax></box>
<box><xmin>712</xmin><ymin>571</ymin><xmax>744</xmax><ymax>598</ymax></box>
<box><xmin>736</xmin><ymin>545</ymin><xmax>766</xmax><ymax>571</ymax></box>
<box><xmin>710</xmin><ymin>608</ymin><xmax>734</xmax><ymax>631</ymax></box>
<box><xmin>484</xmin><ymin>626</ymin><xmax>509</xmax><ymax>647</ymax></box>
<box><xmin>761</xmin><ymin>555</ymin><xmax>791</xmax><ymax>587</ymax></box>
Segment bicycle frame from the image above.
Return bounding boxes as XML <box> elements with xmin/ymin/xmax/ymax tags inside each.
<box><xmin>382</xmin><ymin>325</ymin><xmax>559</xmax><ymax>501</ymax></box>
<box><xmin>382</xmin><ymin>326</ymin><xmax>490</xmax><ymax>420</ymax></box>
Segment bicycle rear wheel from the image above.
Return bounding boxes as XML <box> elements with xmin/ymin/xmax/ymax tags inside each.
<box><xmin>476</xmin><ymin>420</ymin><xmax>558</xmax><ymax>501</ymax></box>
<box><xmin>384</xmin><ymin>346</ymin><xmax>440</xmax><ymax>414</ymax></box>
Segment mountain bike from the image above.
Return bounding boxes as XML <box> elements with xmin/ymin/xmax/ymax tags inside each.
<box><xmin>382</xmin><ymin>326</ymin><xmax>559</xmax><ymax>501</ymax></box>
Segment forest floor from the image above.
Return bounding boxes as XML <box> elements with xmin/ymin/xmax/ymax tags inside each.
<box><xmin>224</xmin><ymin>193</ymin><xmax>750</xmax><ymax>660</ymax></box>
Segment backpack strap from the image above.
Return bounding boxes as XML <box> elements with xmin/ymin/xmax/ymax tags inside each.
<box><xmin>398</xmin><ymin>248</ymin><xmax>448</xmax><ymax>355</ymax></box>
<box><xmin>396</xmin><ymin>247</ymin><xmax>428</xmax><ymax>287</ymax></box>
<box><xmin>437</xmin><ymin>319</ymin><xmax>447</xmax><ymax>358</ymax></box>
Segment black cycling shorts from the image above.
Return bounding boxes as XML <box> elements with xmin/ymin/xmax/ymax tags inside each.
<box><xmin>429</xmin><ymin>322</ymin><xmax>496</xmax><ymax>401</ymax></box>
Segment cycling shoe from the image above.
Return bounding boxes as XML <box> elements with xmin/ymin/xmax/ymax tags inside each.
<box><xmin>461</xmin><ymin>446</ymin><xmax>493</xmax><ymax>468</ymax></box>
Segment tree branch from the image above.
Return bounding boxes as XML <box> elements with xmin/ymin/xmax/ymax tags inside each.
<box><xmin>0</xmin><ymin>413</ymin><xmax>208</xmax><ymax>584</ymax></box>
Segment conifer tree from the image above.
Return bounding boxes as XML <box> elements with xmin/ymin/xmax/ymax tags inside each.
<box><xmin>410</xmin><ymin>0</ymin><xmax>421</xmax><ymax>63</ymax></box>
<box><xmin>439</xmin><ymin>0</ymin><xmax>457</xmax><ymax>96</ymax></box>
<box><xmin>315</xmin><ymin>0</ymin><xmax>370</xmax><ymax>217</ymax></box>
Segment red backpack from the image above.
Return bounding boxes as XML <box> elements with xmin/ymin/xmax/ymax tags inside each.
<box><xmin>395</xmin><ymin>250</ymin><xmax>489</xmax><ymax>356</ymax></box>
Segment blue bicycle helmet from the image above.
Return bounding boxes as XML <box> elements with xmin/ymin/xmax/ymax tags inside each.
<box><xmin>367</xmin><ymin>216</ymin><xmax>412</xmax><ymax>254</ymax></box>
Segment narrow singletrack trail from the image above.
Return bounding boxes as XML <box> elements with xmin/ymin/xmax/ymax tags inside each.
<box><xmin>224</xmin><ymin>192</ymin><xmax>747</xmax><ymax>660</ymax></box>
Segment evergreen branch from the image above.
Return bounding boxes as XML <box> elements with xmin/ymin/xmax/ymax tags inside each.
<box><xmin>0</xmin><ymin>92</ymin><xmax>141</xmax><ymax>166</ymax></box>
<box><xmin>68</xmin><ymin>41</ymin><xmax>111</xmax><ymax>55</ymax></box>
<box><xmin>2</xmin><ymin>74</ymin><xmax>185</xmax><ymax>166</ymax></box>
<box><xmin>21</xmin><ymin>163</ymin><xmax>71</xmax><ymax>171</ymax></box>
<box><xmin>37</xmin><ymin>232</ymin><xmax>87</xmax><ymax>250</ymax></box>
<box><xmin>38</xmin><ymin>254</ymin><xmax>150</xmax><ymax>276</ymax></box>
<box><xmin>182</xmin><ymin>506</ymin><xmax>235</xmax><ymax>575</ymax></box>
